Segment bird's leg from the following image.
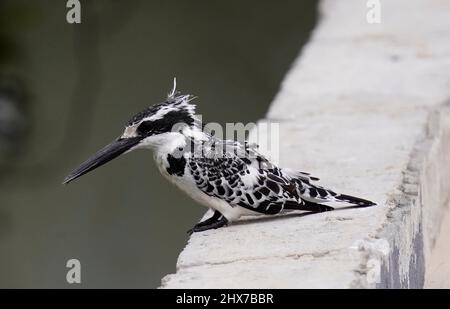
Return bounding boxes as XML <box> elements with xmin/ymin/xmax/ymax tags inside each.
<box><xmin>187</xmin><ymin>210</ymin><xmax>228</xmax><ymax>234</ymax></box>
<box><xmin>193</xmin><ymin>210</ymin><xmax>222</xmax><ymax>227</ymax></box>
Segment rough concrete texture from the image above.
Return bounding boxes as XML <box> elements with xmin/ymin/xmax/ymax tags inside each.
<box><xmin>161</xmin><ymin>0</ymin><xmax>450</xmax><ymax>288</ymax></box>
<box><xmin>425</xmin><ymin>203</ymin><xmax>450</xmax><ymax>288</ymax></box>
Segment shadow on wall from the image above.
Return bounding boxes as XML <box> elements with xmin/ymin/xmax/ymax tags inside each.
<box><xmin>0</xmin><ymin>0</ymin><xmax>318</xmax><ymax>288</ymax></box>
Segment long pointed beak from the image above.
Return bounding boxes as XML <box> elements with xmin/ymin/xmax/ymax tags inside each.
<box><xmin>63</xmin><ymin>137</ymin><xmax>142</xmax><ymax>184</ymax></box>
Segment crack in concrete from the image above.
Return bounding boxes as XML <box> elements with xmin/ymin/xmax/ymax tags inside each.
<box><xmin>177</xmin><ymin>249</ymin><xmax>342</xmax><ymax>270</ymax></box>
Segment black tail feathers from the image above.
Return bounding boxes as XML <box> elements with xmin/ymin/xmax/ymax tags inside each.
<box><xmin>335</xmin><ymin>194</ymin><xmax>376</xmax><ymax>207</ymax></box>
<box><xmin>284</xmin><ymin>200</ymin><xmax>334</xmax><ymax>213</ymax></box>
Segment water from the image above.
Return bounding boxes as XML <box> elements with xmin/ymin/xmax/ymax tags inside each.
<box><xmin>0</xmin><ymin>0</ymin><xmax>317</xmax><ymax>288</ymax></box>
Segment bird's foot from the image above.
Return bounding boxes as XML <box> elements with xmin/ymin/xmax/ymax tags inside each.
<box><xmin>187</xmin><ymin>212</ymin><xmax>228</xmax><ymax>235</ymax></box>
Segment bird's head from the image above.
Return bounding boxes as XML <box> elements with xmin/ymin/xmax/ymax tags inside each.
<box><xmin>63</xmin><ymin>79</ymin><xmax>197</xmax><ymax>184</ymax></box>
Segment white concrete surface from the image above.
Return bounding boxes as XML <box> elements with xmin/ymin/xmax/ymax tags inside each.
<box><xmin>161</xmin><ymin>0</ymin><xmax>450</xmax><ymax>288</ymax></box>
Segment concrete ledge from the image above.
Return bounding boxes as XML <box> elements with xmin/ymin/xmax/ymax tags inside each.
<box><xmin>161</xmin><ymin>0</ymin><xmax>450</xmax><ymax>288</ymax></box>
<box><xmin>376</xmin><ymin>105</ymin><xmax>450</xmax><ymax>288</ymax></box>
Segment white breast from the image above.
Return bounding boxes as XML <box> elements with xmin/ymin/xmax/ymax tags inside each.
<box><xmin>154</xmin><ymin>153</ymin><xmax>245</xmax><ymax>221</ymax></box>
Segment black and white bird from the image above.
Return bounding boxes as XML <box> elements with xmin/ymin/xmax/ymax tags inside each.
<box><xmin>63</xmin><ymin>80</ymin><xmax>376</xmax><ymax>234</ymax></box>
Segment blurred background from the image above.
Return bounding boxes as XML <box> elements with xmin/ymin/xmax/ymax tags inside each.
<box><xmin>0</xmin><ymin>0</ymin><xmax>317</xmax><ymax>288</ymax></box>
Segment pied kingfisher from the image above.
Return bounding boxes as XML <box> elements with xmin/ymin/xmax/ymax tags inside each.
<box><xmin>63</xmin><ymin>80</ymin><xmax>376</xmax><ymax>233</ymax></box>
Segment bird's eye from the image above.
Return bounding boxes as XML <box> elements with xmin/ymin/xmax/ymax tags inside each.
<box><xmin>137</xmin><ymin>121</ymin><xmax>153</xmax><ymax>135</ymax></box>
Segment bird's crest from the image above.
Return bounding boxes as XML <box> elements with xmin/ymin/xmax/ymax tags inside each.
<box><xmin>126</xmin><ymin>78</ymin><xmax>197</xmax><ymax>127</ymax></box>
<box><xmin>168</xmin><ymin>77</ymin><xmax>177</xmax><ymax>99</ymax></box>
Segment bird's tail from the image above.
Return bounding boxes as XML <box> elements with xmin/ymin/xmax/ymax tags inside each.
<box><xmin>281</xmin><ymin>168</ymin><xmax>376</xmax><ymax>207</ymax></box>
<box><xmin>292</xmin><ymin>180</ymin><xmax>376</xmax><ymax>207</ymax></box>
<box><xmin>332</xmin><ymin>193</ymin><xmax>376</xmax><ymax>207</ymax></box>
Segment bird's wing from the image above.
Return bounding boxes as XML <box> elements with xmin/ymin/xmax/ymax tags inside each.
<box><xmin>188</xmin><ymin>138</ymin><xmax>373</xmax><ymax>214</ymax></box>
<box><xmin>188</xmin><ymin>157</ymin><xmax>293</xmax><ymax>214</ymax></box>
<box><xmin>218</xmin><ymin>139</ymin><xmax>321</xmax><ymax>182</ymax></box>
<box><xmin>187</xmin><ymin>139</ymin><xmax>303</xmax><ymax>214</ymax></box>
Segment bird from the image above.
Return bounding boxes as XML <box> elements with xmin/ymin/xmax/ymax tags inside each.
<box><xmin>63</xmin><ymin>79</ymin><xmax>376</xmax><ymax>234</ymax></box>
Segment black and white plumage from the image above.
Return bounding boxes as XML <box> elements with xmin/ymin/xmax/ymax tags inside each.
<box><xmin>63</xmin><ymin>80</ymin><xmax>376</xmax><ymax>233</ymax></box>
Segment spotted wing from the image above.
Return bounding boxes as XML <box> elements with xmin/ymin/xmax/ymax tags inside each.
<box><xmin>188</xmin><ymin>153</ymin><xmax>301</xmax><ymax>215</ymax></box>
<box><xmin>187</xmin><ymin>137</ymin><xmax>346</xmax><ymax>214</ymax></box>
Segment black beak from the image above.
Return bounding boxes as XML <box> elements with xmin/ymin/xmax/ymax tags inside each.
<box><xmin>63</xmin><ymin>137</ymin><xmax>142</xmax><ymax>184</ymax></box>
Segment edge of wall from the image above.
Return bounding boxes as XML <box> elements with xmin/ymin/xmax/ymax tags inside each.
<box><xmin>373</xmin><ymin>104</ymin><xmax>450</xmax><ymax>288</ymax></box>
